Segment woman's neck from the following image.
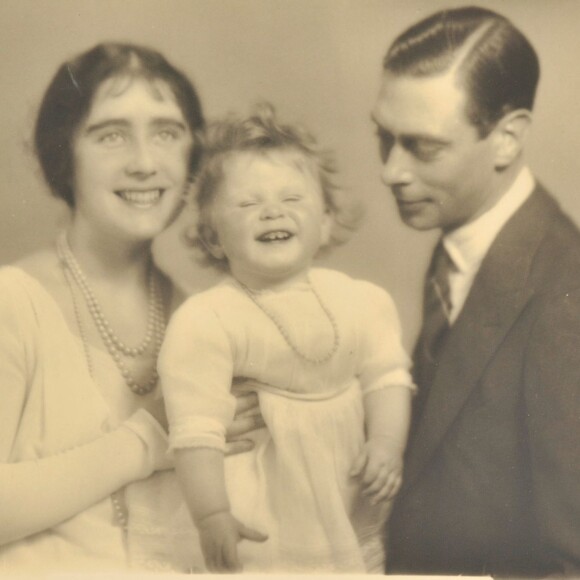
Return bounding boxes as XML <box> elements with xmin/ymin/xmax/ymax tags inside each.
<box><xmin>66</xmin><ymin>226</ymin><xmax>154</xmax><ymax>287</ymax></box>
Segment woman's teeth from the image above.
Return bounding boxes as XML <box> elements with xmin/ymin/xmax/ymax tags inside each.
<box><xmin>117</xmin><ymin>189</ymin><xmax>162</xmax><ymax>208</ymax></box>
<box><xmin>259</xmin><ymin>231</ymin><xmax>292</xmax><ymax>242</ymax></box>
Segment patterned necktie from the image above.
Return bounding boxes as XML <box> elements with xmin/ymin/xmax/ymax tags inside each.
<box><xmin>413</xmin><ymin>240</ymin><xmax>455</xmax><ymax>393</ymax></box>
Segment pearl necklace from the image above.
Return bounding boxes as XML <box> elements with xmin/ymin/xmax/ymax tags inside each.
<box><xmin>57</xmin><ymin>232</ymin><xmax>165</xmax><ymax>396</ymax></box>
<box><xmin>238</xmin><ymin>276</ymin><xmax>340</xmax><ymax>365</ymax></box>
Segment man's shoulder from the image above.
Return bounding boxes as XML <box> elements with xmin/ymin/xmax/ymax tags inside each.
<box><xmin>529</xmin><ymin>187</ymin><xmax>580</xmax><ymax>285</ymax></box>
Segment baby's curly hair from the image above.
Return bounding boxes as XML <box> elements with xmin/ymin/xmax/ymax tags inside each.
<box><xmin>184</xmin><ymin>103</ymin><xmax>364</xmax><ymax>270</ymax></box>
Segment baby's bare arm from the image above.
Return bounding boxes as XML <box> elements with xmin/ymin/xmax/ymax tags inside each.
<box><xmin>175</xmin><ymin>447</ymin><xmax>267</xmax><ymax>571</ymax></box>
<box><xmin>351</xmin><ymin>386</ymin><xmax>412</xmax><ymax>503</ymax></box>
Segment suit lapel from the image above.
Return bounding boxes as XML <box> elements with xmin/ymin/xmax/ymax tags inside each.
<box><xmin>403</xmin><ymin>186</ymin><xmax>559</xmax><ymax>489</ymax></box>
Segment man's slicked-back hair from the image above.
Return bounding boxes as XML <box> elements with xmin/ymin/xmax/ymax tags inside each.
<box><xmin>384</xmin><ymin>6</ymin><xmax>540</xmax><ymax>137</ymax></box>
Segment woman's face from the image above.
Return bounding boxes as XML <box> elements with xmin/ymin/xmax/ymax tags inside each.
<box><xmin>70</xmin><ymin>76</ymin><xmax>193</xmax><ymax>243</ymax></box>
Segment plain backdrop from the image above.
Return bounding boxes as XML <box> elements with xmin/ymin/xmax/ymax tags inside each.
<box><xmin>2</xmin><ymin>0</ymin><xmax>579</xmax><ymax>349</ymax></box>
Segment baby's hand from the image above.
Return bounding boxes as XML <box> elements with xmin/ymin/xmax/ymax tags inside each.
<box><xmin>197</xmin><ymin>510</ymin><xmax>268</xmax><ymax>572</ymax></box>
<box><xmin>350</xmin><ymin>437</ymin><xmax>404</xmax><ymax>504</ymax></box>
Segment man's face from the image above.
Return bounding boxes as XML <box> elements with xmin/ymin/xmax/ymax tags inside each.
<box><xmin>372</xmin><ymin>70</ymin><xmax>500</xmax><ymax>232</ymax></box>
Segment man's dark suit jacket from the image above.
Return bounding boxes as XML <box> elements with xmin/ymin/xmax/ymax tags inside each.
<box><xmin>388</xmin><ymin>185</ymin><xmax>580</xmax><ymax>577</ymax></box>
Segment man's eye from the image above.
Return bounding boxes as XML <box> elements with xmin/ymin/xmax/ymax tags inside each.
<box><xmin>284</xmin><ymin>195</ymin><xmax>302</xmax><ymax>203</ymax></box>
<box><xmin>239</xmin><ymin>200</ymin><xmax>258</xmax><ymax>208</ymax></box>
<box><xmin>376</xmin><ymin>130</ymin><xmax>394</xmax><ymax>163</ymax></box>
<box><xmin>408</xmin><ymin>140</ymin><xmax>445</xmax><ymax>161</ymax></box>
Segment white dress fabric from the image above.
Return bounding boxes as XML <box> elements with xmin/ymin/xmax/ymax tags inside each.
<box><xmin>159</xmin><ymin>268</ymin><xmax>413</xmax><ymax>573</ymax></box>
<box><xmin>0</xmin><ymin>266</ymin><xmax>198</xmax><ymax>574</ymax></box>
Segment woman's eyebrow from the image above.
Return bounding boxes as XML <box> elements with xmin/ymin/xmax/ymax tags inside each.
<box><xmin>150</xmin><ymin>118</ymin><xmax>188</xmax><ymax>131</ymax></box>
<box><xmin>84</xmin><ymin>117</ymin><xmax>187</xmax><ymax>135</ymax></box>
<box><xmin>84</xmin><ymin>119</ymin><xmax>130</xmax><ymax>134</ymax></box>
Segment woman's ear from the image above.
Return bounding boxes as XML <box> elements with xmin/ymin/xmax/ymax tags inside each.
<box><xmin>319</xmin><ymin>209</ymin><xmax>333</xmax><ymax>248</ymax></box>
<box><xmin>199</xmin><ymin>224</ymin><xmax>225</xmax><ymax>259</ymax></box>
<box><xmin>492</xmin><ymin>109</ymin><xmax>532</xmax><ymax>169</ymax></box>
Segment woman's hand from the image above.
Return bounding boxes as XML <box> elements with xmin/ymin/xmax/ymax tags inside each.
<box><xmin>225</xmin><ymin>391</ymin><xmax>265</xmax><ymax>456</ymax></box>
<box><xmin>197</xmin><ymin>510</ymin><xmax>268</xmax><ymax>572</ymax></box>
<box><xmin>147</xmin><ymin>398</ymin><xmax>169</xmax><ymax>433</ymax></box>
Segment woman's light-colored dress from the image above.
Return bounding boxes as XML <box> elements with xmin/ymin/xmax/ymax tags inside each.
<box><xmin>159</xmin><ymin>268</ymin><xmax>414</xmax><ymax>573</ymax></box>
<box><xmin>0</xmin><ymin>267</ymin><xmax>197</xmax><ymax>574</ymax></box>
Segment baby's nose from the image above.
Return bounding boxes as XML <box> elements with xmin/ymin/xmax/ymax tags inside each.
<box><xmin>260</xmin><ymin>202</ymin><xmax>284</xmax><ymax>219</ymax></box>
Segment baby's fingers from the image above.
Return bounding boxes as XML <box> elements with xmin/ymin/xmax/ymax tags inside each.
<box><xmin>222</xmin><ymin>538</ymin><xmax>241</xmax><ymax>572</ymax></box>
<box><xmin>371</xmin><ymin>472</ymin><xmax>403</xmax><ymax>504</ymax></box>
<box><xmin>350</xmin><ymin>451</ymin><xmax>368</xmax><ymax>478</ymax></box>
<box><xmin>201</xmin><ymin>538</ymin><xmax>221</xmax><ymax>572</ymax></box>
<box><xmin>362</xmin><ymin>465</ymin><xmax>388</xmax><ymax>495</ymax></box>
<box><xmin>238</xmin><ymin>522</ymin><xmax>268</xmax><ymax>543</ymax></box>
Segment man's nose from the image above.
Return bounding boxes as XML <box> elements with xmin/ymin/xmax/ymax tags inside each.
<box><xmin>125</xmin><ymin>138</ymin><xmax>157</xmax><ymax>177</ymax></box>
<box><xmin>380</xmin><ymin>143</ymin><xmax>412</xmax><ymax>187</ymax></box>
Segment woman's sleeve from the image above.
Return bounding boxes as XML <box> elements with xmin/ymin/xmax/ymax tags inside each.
<box><xmin>357</xmin><ymin>282</ymin><xmax>416</xmax><ymax>397</ymax></box>
<box><xmin>0</xmin><ymin>277</ymin><xmax>164</xmax><ymax>546</ymax></box>
<box><xmin>158</xmin><ymin>298</ymin><xmax>236</xmax><ymax>452</ymax></box>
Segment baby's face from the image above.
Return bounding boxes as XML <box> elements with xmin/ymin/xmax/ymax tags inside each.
<box><xmin>207</xmin><ymin>150</ymin><xmax>331</xmax><ymax>289</ymax></box>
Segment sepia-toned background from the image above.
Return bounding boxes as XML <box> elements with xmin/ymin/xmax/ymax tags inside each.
<box><xmin>2</xmin><ymin>0</ymin><xmax>579</xmax><ymax>349</ymax></box>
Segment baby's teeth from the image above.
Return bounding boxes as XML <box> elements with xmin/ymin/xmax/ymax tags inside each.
<box><xmin>263</xmin><ymin>231</ymin><xmax>289</xmax><ymax>240</ymax></box>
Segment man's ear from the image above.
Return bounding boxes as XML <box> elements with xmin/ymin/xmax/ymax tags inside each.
<box><xmin>199</xmin><ymin>224</ymin><xmax>225</xmax><ymax>259</ymax></box>
<box><xmin>492</xmin><ymin>109</ymin><xmax>532</xmax><ymax>169</ymax></box>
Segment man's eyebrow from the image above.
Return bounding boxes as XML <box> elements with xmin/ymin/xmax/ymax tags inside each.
<box><xmin>370</xmin><ymin>115</ymin><xmax>450</xmax><ymax>144</ymax></box>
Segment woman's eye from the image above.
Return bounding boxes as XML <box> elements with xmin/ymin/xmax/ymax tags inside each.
<box><xmin>239</xmin><ymin>200</ymin><xmax>258</xmax><ymax>208</ymax></box>
<box><xmin>284</xmin><ymin>195</ymin><xmax>302</xmax><ymax>203</ymax></box>
<box><xmin>98</xmin><ymin>131</ymin><xmax>125</xmax><ymax>146</ymax></box>
<box><xmin>156</xmin><ymin>129</ymin><xmax>178</xmax><ymax>143</ymax></box>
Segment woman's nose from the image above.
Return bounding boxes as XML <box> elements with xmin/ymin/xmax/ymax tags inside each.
<box><xmin>380</xmin><ymin>143</ymin><xmax>413</xmax><ymax>187</ymax></box>
<box><xmin>125</xmin><ymin>138</ymin><xmax>157</xmax><ymax>177</ymax></box>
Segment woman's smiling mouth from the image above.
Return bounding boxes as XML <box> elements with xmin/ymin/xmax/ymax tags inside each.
<box><xmin>115</xmin><ymin>188</ymin><xmax>164</xmax><ymax>209</ymax></box>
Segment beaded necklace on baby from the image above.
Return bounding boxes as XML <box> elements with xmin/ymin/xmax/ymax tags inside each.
<box><xmin>237</xmin><ymin>276</ymin><xmax>340</xmax><ymax>365</ymax></box>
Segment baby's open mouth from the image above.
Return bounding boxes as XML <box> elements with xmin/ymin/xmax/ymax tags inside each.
<box><xmin>257</xmin><ymin>230</ymin><xmax>293</xmax><ymax>242</ymax></box>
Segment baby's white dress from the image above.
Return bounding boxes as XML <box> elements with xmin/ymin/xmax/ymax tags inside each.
<box><xmin>159</xmin><ymin>268</ymin><xmax>413</xmax><ymax>573</ymax></box>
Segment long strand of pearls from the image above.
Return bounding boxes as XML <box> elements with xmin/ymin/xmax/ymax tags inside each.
<box><xmin>57</xmin><ymin>232</ymin><xmax>165</xmax><ymax>396</ymax></box>
<box><xmin>238</xmin><ymin>276</ymin><xmax>340</xmax><ymax>365</ymax></box>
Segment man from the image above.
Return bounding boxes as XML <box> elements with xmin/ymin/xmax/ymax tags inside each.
<box><xmin>372</xmin><ymin>6</ymin><xmax>580</xmax><ymax>577</ymax></box>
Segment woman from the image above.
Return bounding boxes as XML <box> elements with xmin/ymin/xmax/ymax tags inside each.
<box><xmin>0</xmin><ymin>42</ymin><xmax>262</xmax><ymax>573</ymax></box>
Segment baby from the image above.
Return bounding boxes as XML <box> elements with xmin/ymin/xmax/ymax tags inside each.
<box><xmin>158</xmin><ymin>105</ymin><xmax>415</xmax><ymax>573</ymax></box>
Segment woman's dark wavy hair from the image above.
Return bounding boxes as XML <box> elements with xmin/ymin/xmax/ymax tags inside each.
<box><xmin>186</xmin><ymin>103</ymin><xmax>363</xmax><ymax>271</ymax></box>
<box><xmin>384</xmin><ymin>6</ymin><xmax>540</xmax><ymax>137</ymax></box>
<box><xmin>34</xmin><ymin>42</ymin><xmax>205</xmax><ymax>207</ymax></box>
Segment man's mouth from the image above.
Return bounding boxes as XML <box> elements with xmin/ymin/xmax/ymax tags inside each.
<box><xmin>396</xmin><ymin>197</ymin><xmax>429</xmax><ymax>208</ymax></box>
<box><xmin>256</xmin><ymin>230</ymin><xmax>293</xmax><ymax>242</ymax></box>
<box><xmin>115</xmin><ymin>188</ymin><xmax>164</xmax><ymax>209</ymax></box>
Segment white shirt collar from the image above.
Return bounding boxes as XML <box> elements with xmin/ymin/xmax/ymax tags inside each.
<box><xmin>443</xmin><ymin>166</ymin><xmax>535</xmax><ymax>274</ymax></box>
